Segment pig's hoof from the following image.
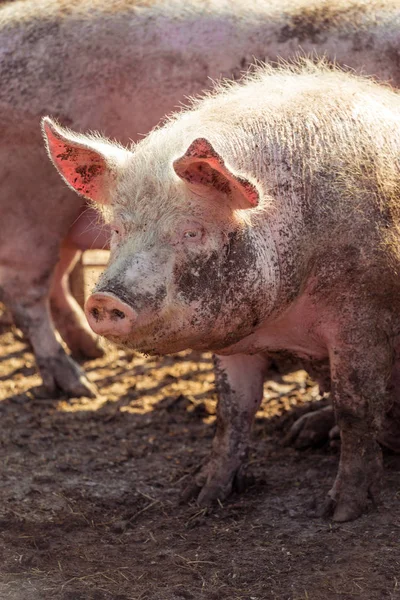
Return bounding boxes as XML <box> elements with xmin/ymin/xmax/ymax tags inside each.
<box><xmin>51</xmin><ymin>304</ymin><xmax>105</xmax><ymax>360</ymax></box>
<box><xmin>320</xmin><ymin>494</ymin><xmax>367</xmax><ymax>523</ymax></box>
<box><xmin>182</xmin><ymin>460</ymin><xmax>245</xmax><ymax>506</ymax></box>
<box><xmin>284</xmin><ymin>405</ymin><xmax>335</xmax><ymax>449</ymax></box>
<box><xmin>182</xmin><ymin>477</ymin><xmax>233</xmax><ymax>506</ymax></box>
<box><xmin>320</xmin><ymin>460</ymin><xmax>381</xmax><ymax>522</ymax></box>
<box><xmin>38</xmin><ymin>352</ymin><xmax>97</xmax><ymax>398</ymax></box>
<box><xmin>69</xmin><ymin>334</ymin><xmax>105</xmax><ymax>360</ymax></box>
<box><xmin>329</xmin><ymin>425</ymin><xmax>341</xmax><ymax>449</ymax></box>
<box><xmin>325</xmin><ymin>440</ymin><xmax>383</xmax><ymax>522</ymax></box>
<box><xmin>58</xmin><ymin>327</ymin><xmax>105</xmax><ymax>360</ymax></box>
<box><xmin>61</xmin><ymin>372</ymin><xmax>98</xmax><ymax>398</ymax></box>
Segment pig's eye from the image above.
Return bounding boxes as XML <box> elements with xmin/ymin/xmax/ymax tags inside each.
<box><xmin>183</xmin><ymin>229</ymin><xmax>202</xmax><ymax>241</ymax></box>
<box><xmin>111</xmin><ymin>223</ymin><xmax>123</xmax><ymax>237</ymax></box>
<box><xmin>110</xmin><ymin>223</ymin><xmax>123</xmax><ymax>251</ymax></box>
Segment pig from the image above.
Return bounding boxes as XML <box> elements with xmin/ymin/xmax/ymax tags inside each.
<box><xmin>43</xmin><ymin>59</ymin><xmax>400</xmax><ymax>522</ymax></box>
<box><xmin>1</xmin><ymin>0</ymin><xmax>400</xmax><ymax>397</ymax></box>
<box><xmin>285</xmin><ymin>365</ymin><xmax>400</xmax><ymax>452</ymax></box>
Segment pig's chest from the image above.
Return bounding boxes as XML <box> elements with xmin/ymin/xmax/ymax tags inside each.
<box><xmin>219</xmin><ymin>292</ymin><xmax>329</xmax><ymax>361</ymax></box>
<box><xmin>255</xmin><ymin>322</ymin><xmax>328</xmax><ymax>360</ymax></box>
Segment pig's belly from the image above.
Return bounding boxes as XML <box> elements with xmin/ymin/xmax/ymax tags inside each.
<box><xmin>65</xmin><ymin>203</ymin><xmax>111</xmax><ymax>251</ymax></box>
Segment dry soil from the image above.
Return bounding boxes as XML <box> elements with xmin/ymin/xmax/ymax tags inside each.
<box><xmin>0</xmin><ymin>320</ymin><xmax>400</xmax><ymax>600</ymax></box>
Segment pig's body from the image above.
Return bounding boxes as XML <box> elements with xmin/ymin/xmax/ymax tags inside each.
<box><xmin>44</xmin><ymin>62</ymin><xmax>400</xmax><ymax>521</ymax></box>
<box><xmin>1</xmin><ymin>0</ymin><xmax>400</xmax><ymax>396</ymax></box>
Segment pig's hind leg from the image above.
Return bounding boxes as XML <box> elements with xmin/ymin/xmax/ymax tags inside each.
<box><xmin>50</xmin><ymin>204</ymin><xmax>110</xmax><ymax>359</ymax></box>
<box><xmin>182</xmin><ymin>353</ymin><xmax>269</xmax><ymax>505</ymax></box>
<box><xmin>321</xmin><ymin>325</ymin><xmax>391</xmax><ymax>522</ymax></box>
<box><xmin>50</xmin><ymin>244</ymin><xmax>104</xmax><ymax>359</ymax></box>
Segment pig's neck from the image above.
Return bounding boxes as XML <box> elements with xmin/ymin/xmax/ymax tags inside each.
<box><xmin>217</xmin><ymin>212</ymin><xmax>328</xmax><ymax>360</ymax></box>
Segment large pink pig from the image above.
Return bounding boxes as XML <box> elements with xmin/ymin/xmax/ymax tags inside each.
<box><xmin>43</xmin><ymin>61</ymin><xmax>400</xmax><ymax>521</ymax></box>
<box><xmin>1</xmin><ymin>0</ymin><xmax>400</xmax><ymax>396</ymax></box>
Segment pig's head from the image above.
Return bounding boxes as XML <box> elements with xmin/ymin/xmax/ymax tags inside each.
<box><xmin>43</xmin><ymin>117</ymin><xmax>280</xmax><ymax>355</ymax></box>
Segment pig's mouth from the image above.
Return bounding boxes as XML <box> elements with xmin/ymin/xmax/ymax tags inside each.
<box><xmin>106</xmin><ymin>321</ymin><xmax>245</xmax><ymax>356</ymax></box>
<box><xmin>103</xmin><ymin>310</ymin><xmax>219</xmax><ymax>356</ymax></box>
<box><xmin>106</xmin><ymin>329</ymin><xmax>201</xmax><ymax>356</ymax></box>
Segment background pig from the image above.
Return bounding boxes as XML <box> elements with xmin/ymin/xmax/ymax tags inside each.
<box><xmin>1</xmin><ymin>0</ymin><xmax>400</xmax><ymax>397</ymax></box>
<box><xmin>44</xmin><ymin>60</ymin><xmax>400</xmax><ymax>522</ymax></box>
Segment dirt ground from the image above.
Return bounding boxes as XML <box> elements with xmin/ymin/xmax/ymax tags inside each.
<box><xmin>1</xmin><ymin>320</ymin><xmax>400</xmax><ymax>600</ymax></box>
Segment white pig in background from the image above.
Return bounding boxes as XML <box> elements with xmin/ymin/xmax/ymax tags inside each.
<box><xmin>43</xmin><ymin>60</ymin><xmax>400</xmax><ymax>521</ymax></box>
<box><xmin>0</xmin><ymin>0</ymin><xmax>400</xmax><ymax>397</ymax></box>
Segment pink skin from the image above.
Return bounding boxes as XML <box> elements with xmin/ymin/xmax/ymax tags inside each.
<box><xmin>215</xmin><ymin>290</ymin><xmax>328</xmax><ymax>360</ymax></box>
<box><xmin>43</xmin><ymin>63</ymin><xmax>400</xmax><ymax>522</ymax></box>
<box><xmin>1</xmin><ymin>202</ymin><xmax>110</xmax><ymax>393</ymax></box>
<box><xmin>65</xmin><ymin>205</ymin><xmax>111</xmax><ymax>252</ymax></box>
<box><xmin>85</xmin><ymin>292</ymin><xmax>137</xmax><ymax>337</ymax></box>
<box><xmin>50</xmin><ymin>205</ymin><xmax>111</xmax><ymax>359</ymax></box>
<box><xmin>4</xmin><ymin>0</ymin><xmax>400</xmax><ymax>398</ymax></box>
<box><xmin>50</xmin><ymin>243</ymin><xmax>100</xmax><ymax>358</ymax></box>
<box><xmin>43</xmin><ymin>120</ymin><xmax>366</xmax><ymax>519</ymax></box>
<box><xmin>6</xmin><ymin>203</ymin><xmax>111</xmax><ymax>359</ymax></box>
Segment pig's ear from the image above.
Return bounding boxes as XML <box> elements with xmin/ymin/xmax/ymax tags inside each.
<box><xmin>42</xmin><ymin>117</ymin><xmax>131</xmax><ymax>204</ymax></box>
<box><xmin>173</xmin><ymin>138</ymin><xmax>259</xmax><ymax>208</ymax></box>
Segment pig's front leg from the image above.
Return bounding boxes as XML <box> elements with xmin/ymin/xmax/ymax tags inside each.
<box><xmin>322</xmin><ymin>333</ymin><xmax>391</xmax><ymax>522</ymax></box>
<box><xmin>183</xmin><ymin>353</ymin><xmax>269</xmax><ymax>505</ymax></box>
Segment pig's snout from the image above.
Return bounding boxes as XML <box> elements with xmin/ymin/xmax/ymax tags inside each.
<box><xmin>85</xmin><ymin>292</ymin><xmax>136</xmax><ymax>337</ymax></box>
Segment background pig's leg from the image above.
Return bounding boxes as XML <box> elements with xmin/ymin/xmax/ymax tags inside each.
<box><xmin>284</xmin><ymin>360</ymin><xmax>334</xmax><ymax>448</ymax></box>
<box><xmin>284</xmin><ymin>405</ymin><xmax>335</xmax><ymax>449</ymax></box>
<box><xmin>322</xmin><ymin>335</ymin><xmax>391</xmax><ymax>522</ymax></box>
<box><xmin>378</xmin><ymin>353</ymin><xmax>400</xmax><ymax>453</ymax></box>
<box><xmin>4</xmin><ymin>272</ymin><xmax>97</xmax><ymax>398</ymax></box>
<box><xmin>183</xmin><ymin>353</ymin><xmax>269</xmax><ymax>505</ymax></box>
<box><xmin>51</xmin><ymin>204</ymin><xmax>109</xmax><ymax>358</ymax></box>
<box><xmin>50</xmin><ymin>243</ymin><xmax>104</xmax><ymax>359</ymax></box>
<box><xmin>11</xmin><ymin>299</ymin><xmax>96</xmax><ymax>398</ymax></box>
<box><xmin>286</xmin><ymin>356</ymin><xmax>400</xmax><ymax>452</ymax></box>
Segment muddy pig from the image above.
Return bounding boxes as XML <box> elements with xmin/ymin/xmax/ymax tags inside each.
<box><xmin>1</xmin><ymin>0</ymin><xmax>400</xmax><ymax>397</ymax></box>
<box><xmin>43</xmin><ymin>60</ymin><xmax>400</xmax><ymax>521</ymax></box>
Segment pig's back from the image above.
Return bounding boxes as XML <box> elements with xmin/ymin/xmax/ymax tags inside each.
<box><xmin>0</xmin><ymin>0</ymin><xmax>399</xmax><ymax>141</ymax></box>
<box><xmin>135</xmin><ymin>63</ymin><xmax>400</xmax><ymax>250</ymax></box>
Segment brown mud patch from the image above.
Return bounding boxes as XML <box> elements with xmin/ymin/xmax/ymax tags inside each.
<box><xmin>0</xmin><ymin>324</ymin><xmax>400</xmax><ymax>599</ymax></box>
<box><xmin>278</xmin><ymin>2</ymin><xmax>368</xmax><ymax>43</ymax></box>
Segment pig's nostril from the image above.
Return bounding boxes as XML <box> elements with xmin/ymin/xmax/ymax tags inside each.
<box><xmin>91</xmin><ymin>307</ymin><xmax>100</xmax><ymax>321</ymax></box>
<box><xmin>112</xmin><ymin>308</ymin><xmax>125</xmax><ymax>320</ymax></box>
<box><xmin>86</xmin><ymin>294</ymin><xmax>134</xmax><ymax>332</ymax></box>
